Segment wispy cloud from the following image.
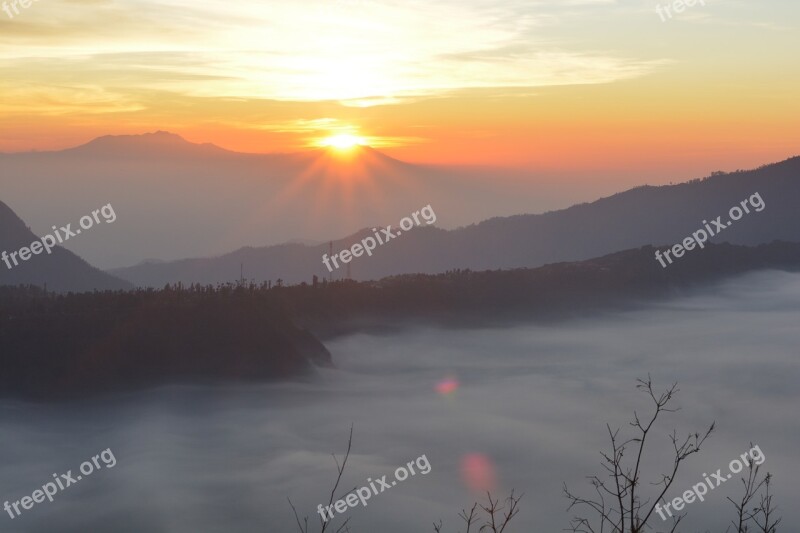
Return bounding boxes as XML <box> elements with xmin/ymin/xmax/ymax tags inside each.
<box><xmin>1</xmin><ymin>0</ymin><xmax>669</xmax><ymax>106</ymax></box>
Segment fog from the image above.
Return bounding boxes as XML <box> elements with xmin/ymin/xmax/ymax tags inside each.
<box><xmin>0</xmin><ymin>145</ymin><xmax>602</xmax><ymax>269</ymax></box>
<box><xmin>0</xmin><ymin>270</ymin><xmax>798</xmax><ymax>532</ymax></box>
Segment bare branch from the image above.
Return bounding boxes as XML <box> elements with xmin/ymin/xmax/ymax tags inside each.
<box><xmin>321</xmin><ymin>425</ymin><xmax>354</xmax><ymax>533</ymax></box>
<box><xmin>287</xmin><ymin>497</ymin><xmax>309</xmax><ymax>533</ymax></box>
<box><xmin>564</xmin><ymin>378</ymin><xmax>714</xmax><ymax>533</ymax></box>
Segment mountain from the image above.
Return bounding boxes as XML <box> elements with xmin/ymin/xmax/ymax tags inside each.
<box><xmin>289</xmin><ymin>240</ymin><xmax>800</xmax><ymax>336</ymax></box>
<box><xmin>111</xmin><ymin>157</ymin><xmax>800</xmax><ymax>287</ymax></box>
<box><xmin>0</xmin><ymin>201</ymin><xmax>131</xmax><ymax>292</ymax></box>
<box><xmin>65</xmin><ymin>130</ymin><xmax>237</xmax><ymax>158</ymax></box>
<box><xmin>0</xmin><ymin>132</ymin><xmax>547</xmax><ymax>268</ymax></box>
<box><xmin>4</xmin><ymin>240</ymin><xmax>797</xmax><ymax>400</ymax></box>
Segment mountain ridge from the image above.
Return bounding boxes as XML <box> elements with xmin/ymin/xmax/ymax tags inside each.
<box><xmin>111</xmin><ymin>156</ymin><xmax>800</xmax><ymax>287</ymax></box>
<box><xmin>0</xmin><ymin>131</ymin><xmax>612</xmax><ymax>266</ymax></box>
<box><xmin>0</xmin><ymin>201</ymin><xmax>132</xmax><ymax>293</ymax></box>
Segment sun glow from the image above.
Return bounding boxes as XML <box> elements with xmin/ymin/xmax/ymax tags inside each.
<box><xmin>321</xmin><ymin>134</ymin><xmax>366</xmax><ymax>150</ymax></box>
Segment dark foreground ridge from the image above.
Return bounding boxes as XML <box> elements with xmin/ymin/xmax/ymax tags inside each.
<box><xmin>1</xmin><ymin>241</ymin><xmax>798</xmax><ymax>400</ymax></box>
<box><xmin>0</xmin><ymin>285</ymin><xmax>331</xmax><ymax>401</ymax></box>
<box><xmin>292</xmin><ymin>240</ymin><xmax>800</xmax><ymax>335</ymax></box>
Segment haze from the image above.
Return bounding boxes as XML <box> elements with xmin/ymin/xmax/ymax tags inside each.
<box><xmin>0</xmin><ymin>270</ymin><xmax>797</xmax><ymax>532</ymax></box>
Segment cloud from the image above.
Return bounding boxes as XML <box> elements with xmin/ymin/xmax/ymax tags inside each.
<box><xmin>0</xmin><ymin>0</ymin><xmax>668</xmax><ymax>107</ymax></box>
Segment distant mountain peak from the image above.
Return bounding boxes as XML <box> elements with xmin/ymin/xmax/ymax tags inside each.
<box><xmin>87</xmin><ymin>130</ymin><xmax>189</xmax><ymax>145</ymax></box>
<box><xmin>68</xmin><ymin>131</ymin><xmax>233</xmax><ymax>157</ymax></box>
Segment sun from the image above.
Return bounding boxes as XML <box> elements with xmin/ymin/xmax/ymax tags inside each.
<box><xmin>321</xmin><ymin>134</ymin><xmax>366</xmax><ymax>150</ymax></box>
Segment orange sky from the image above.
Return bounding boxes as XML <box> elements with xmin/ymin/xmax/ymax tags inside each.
<box><xmin>1</xmin><ymin>0</ymin><xmax>799</xmax><ymax>181</ymax></box>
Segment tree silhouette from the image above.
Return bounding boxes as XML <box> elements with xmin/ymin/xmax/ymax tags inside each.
<box><xmin>564</xmin><ymin>377</ymin><xmax>780</xmax><ymax>533</ymax></box>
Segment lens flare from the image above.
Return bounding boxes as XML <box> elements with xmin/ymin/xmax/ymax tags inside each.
<box><xmin>436</xmin><ymin>376</ymin><xmax>459</xmax><ymax>395</ymax></box>
<box><xmin>460</xmin><ymin>453</ymin><xmax>497</xmax><ymax>492</ymax></box>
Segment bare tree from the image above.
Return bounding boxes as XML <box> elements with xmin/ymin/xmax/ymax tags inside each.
<box><xmin>288</xmin><ymin>425</ymin><xmax>356</xmax><ymax>533</ymax></box>
<box><xmin>563</xmin><ymin>376</ymin><xmax>714</xmax><ymax>533</ymax></box>
<box><xmin>433</xmin><ymin>491</ymin><xmax>522</xmax><ymax>533</ymax></box>
<box><xmin>481</xmin><ymin>490</ymin><xmax>522</xmax><ymax>533</ymax></box>
<box><xmin>459</xmin><ymin>503</ymin><xmax>479</xmax><ymax>532</ymax></box>
<box><xmin>286</xmin><ymin>380</ymin><xmax>781</xmax><ymax>533</ymax></box>
<box><xmin>726</xmin><ymin>451</ymin><xmax>766</xmax><ymax>533</ymax></box>
<box><xmin>725</xmin><ymin>454</ymin><xmax>781</xmax><ymax>533</ymax></box>
<box><xmin>753</xmin><ymin>473</ymin><xmax>781</xmax><ymax>533</ymax></box>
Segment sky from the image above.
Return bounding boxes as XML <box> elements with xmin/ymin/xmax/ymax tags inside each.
<box><xmin>1</xmin><ymin>0</ymin><xmax>800</xmax><ymax>178</ymax></box>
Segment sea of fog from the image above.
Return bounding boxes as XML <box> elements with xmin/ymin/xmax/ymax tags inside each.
<box><xmin>0</xmin><ymin>270</ymin><xmax>798</xmax><ymax>532</ymax></box>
